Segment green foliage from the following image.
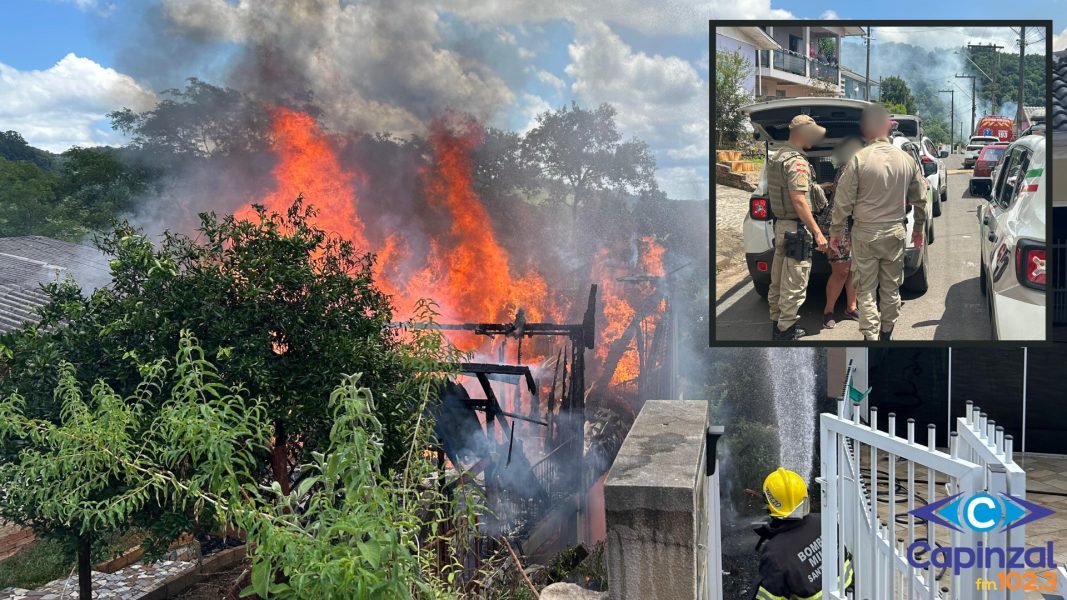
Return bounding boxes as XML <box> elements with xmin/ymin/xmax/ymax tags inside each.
<box><xmin>0</xmin><ymin>329</ymin><xmax>474</xmax><ymax>598</ymax></box>
<box><xmin>963</xmin><ymin>46</ymin><xmax>1046</xmax><ymax>111</ymax></box>
<box><xmin>522</xmin><ymin>102</ymin><xmax>658</xmax><ymax>218</ymax></box>
<box><xmin>0</xmin><ymin>159</ymin><xmax>59</xmax><ymax>238</ymax></box>
<box><xmin>714</xmin><ymin>49</ymin><xmax>754</xmax><ymax>149</ymax></box>
<box><xmin>923</xmin><ymin>120</ymin><xmax>950</xmax><ymax>147</ymax></box>
<box><xmin>725</xmin><ymin>421</ymin><xmax>780</xmax><ymax>510</ymax></box>
<box><xmin>0</xmin><ymin>131</ymin><xmax>55</xmax><ymax>170</ymax></box>
<box><xmin>880</xmin><ymin>76</ymin><xmax>916</xmax><ymax>115</ymax></box>
<box><xmin>0</xmin><ymin>198</ymin><xmax>416</xmax><ymax>469</ymax></box>
<box><xmin>0</xmin><ymin>145</ymin><xmax>152</xmax><ymax>242</ymax></box>
<box><xmin>0</xmin><ymin>538</ymin><xmax>73</xmax><ymax>590</ymax></box>
<box><xmin>109</xmin><ymin>78</ymin><xmax>271</xmax><ymax>160</ymax></box>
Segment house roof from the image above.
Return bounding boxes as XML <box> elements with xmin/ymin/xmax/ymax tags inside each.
<box><xmin>0</xmin><ymin>236</ymin><xmax>110</xmax><ymax>333</ymax></box>
<box><xmin>719</xmin><ymin>26</ymin><xmax>780</xmax><ymax>51</ymax></box>
<box><xmin>1054</xmin><ymin>53</ymin><xmax>1067</xmax><ymax>131</ymax></box>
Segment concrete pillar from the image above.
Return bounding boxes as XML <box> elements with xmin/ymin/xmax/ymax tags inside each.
<box><xmin>803</xmin><ymin>27</ymin><xmax>810</xmax><ymax>77</ymax></box>
<box><xmin>604</xmin><ymin>400</ymin><xmax>712</xmax><ymax>600</ymax></box>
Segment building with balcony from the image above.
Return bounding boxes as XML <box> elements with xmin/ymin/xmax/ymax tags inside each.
<box><xmin>753</xmin><ymin>25</ymin><xmax>866</xmax><ymax>100</ymax></box>
<box><xmin>714</xmin><ymin>26</ymin><xmax>781</xmax><ymax>95</ymax></box>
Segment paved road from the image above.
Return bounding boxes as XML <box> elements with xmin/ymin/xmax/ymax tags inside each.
<box><xmin>715</xmin><ymin>154</ymin><xmax>993</xmax><ymax>342</ymax></box>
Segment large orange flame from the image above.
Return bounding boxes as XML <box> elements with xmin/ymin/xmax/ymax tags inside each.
<box><xmin>239</xmin><ymin>107</ymin><xmax>666</xmax><ymax>400</ymax></box>
<box><xmin>236</xmin><ymin>107</ymin><xmax>367</xmax><ymax>250</ymax></box>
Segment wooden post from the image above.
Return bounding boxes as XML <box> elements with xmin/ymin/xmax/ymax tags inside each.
<box><xmin>271</xmin><ymin>419</ymin><xmax>291</xmax><ymax>495</ymax></box>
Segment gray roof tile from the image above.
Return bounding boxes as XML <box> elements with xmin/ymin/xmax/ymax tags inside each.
<box><xmin>0</xmin><ymin>236</ymin><xmax>110</xmax><ymax>333</ymax></box>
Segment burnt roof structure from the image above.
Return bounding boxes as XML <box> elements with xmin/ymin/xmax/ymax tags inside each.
<box><xmin>0</xmin><ymin>236</ymin><xmax>110</xmax><ymax>333</ymax></box>
<box><xmin>1054</xmin><ymin>52</ymin><xmax>1067</xmax><ymax>131</ymax></box>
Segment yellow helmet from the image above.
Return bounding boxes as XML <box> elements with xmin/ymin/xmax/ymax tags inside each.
<box><xmin>763</xmin><ymin>467</ymin><xmax>809</xmax><ymax>519</ymax></box>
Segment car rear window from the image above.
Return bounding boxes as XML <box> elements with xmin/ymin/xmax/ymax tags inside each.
<box><xmin>893</xmin><ymin>119</ymin><xmax>919</xmax><ymax>137</ymax></box>
<box><xmin>978</xmin><ymin>146</ymin><xmax>1006</xmax><ymax>161</ymax></box>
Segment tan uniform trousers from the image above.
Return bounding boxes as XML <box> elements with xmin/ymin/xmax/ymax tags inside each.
<box><xmin>768</xmin><ymin>219</ymin><xmax>812</xmax><ymax>331</ymax></box>
<box><xmin>850</xmin><ymin>221</ymin><xmax>906</xmax><ymax>340</ymax></box>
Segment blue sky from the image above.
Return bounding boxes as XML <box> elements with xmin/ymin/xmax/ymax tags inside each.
<box><xmin>0</xmin><ymin>0</ymin><xmax>710</xmax><ymax>200</ymax></box>
<box><xmin>2</xmin><ymin>0</ymin><xmax>1065</xmax><ymax>202</ymax></box>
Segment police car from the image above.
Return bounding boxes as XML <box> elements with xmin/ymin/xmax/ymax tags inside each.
<box><xmin>740</xmin><ymin>97</ymin><xmax>935</xmax><ymax>298</ymax></box>
<box><xmin>977</xmin><ymin>134</ymin><xmax>1046</xmax><ymax>340</ymax></box>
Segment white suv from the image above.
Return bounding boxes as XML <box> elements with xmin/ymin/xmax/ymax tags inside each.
<box><xmin>740</xmin><ymin>97</ymin><xmax>935</xmax><ymax>298</ymax></box>
<box><xmin>964</xmin><ymin>135</ymin><xmax>1001</xmax><ymax>169</ymax></box>
<box><xmin>977</xmin><ymin>134</ymin><xmax>1046</xmax><ymax>340</ymax></box>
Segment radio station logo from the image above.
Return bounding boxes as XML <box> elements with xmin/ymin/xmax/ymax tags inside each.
<box><xmin>906</xmin><ymin>492</ymin><xmax>1058</xmax><ymax>583</ymax></box>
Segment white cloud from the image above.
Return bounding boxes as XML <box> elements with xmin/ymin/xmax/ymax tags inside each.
<box><xmin>534</xmin><ymin>69</ymin><xmax>565</xmax><ymax>91</ymax></box>
<box><xmin>162</xmin><ymin>0</ymin><xmax>516</xmax><ymax>135</ymax></box>
<box><xmin>516</xmin><ymin>93</ymin><xmax>551</xmax><ymax>134</ymax></box>
<box><xmin>820</xmin><ymin>10</ymin><xmax>840</xmax><ymax>19</ymax></box>
<box><xmin>443</xmin><ymin>0</ymin><xmax>793</xmax><ymax>36</ymax></box>
<box><xmin>0</xmin><ymin>53</ymin><xmax>156</xmax><ymax>152</ymax></box>
<box><xmin>1052</xmin><ymin>27</ymin><xmax>1067</xmax><ymax>52</ymax></box>
<box><xmin>876</xmin><ymin>26</ymin><xmax>1045</xmax><ymax>55</ymax></box>
<box><xmin>566</xmin><ymin>22</ymin><xmax>708</xmax><ymax>159</ymax></box>
<box><xmin>53</xmin><ymin>0</ymin><xmax>116</xmax><ymax>15</ymax></box>
<box><xmin>656</xmin><ymin>166</ymin><xmax>709</xmax><ymax>200</ymax></box>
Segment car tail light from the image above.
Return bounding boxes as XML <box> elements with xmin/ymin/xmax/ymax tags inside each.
<box><xmin>750</xmin><ymin>196</ymin><xmax>770</xmax><ymax>221</ymax></box>
<box><xmin>921</xmin><ymin>156</ymin><xmax>933</xmax><ymax>164</ymax></box>
<box><xmin>755</xmin><ymin>261</ymin><xmax>769</xmax><ymax>272</ymax></box>
<box><xmin>1015</xmin><ymin>241</ymin><xmax>1045</xmax><ymax>290</ymax></box>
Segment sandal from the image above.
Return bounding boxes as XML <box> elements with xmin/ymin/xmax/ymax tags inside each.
<box><xmin>843</xmin><ymin>308</ymin><xmax>860</xmax><ymax>321</ymax></box>
<box><xmin>823</xmin><ymin>313</ymin><xmax>837</xmax><ymax>329</ymax></box>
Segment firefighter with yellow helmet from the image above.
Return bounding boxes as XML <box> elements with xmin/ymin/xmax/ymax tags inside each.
<box><xmin>752</xmin><ymin>468</ymin><xmax>853</xmax><ymax>600</ymax></box>
<box><xmin>766</xmin><ymin>115</ymin><xmax>830</xmax><ymax>341</ymax></box>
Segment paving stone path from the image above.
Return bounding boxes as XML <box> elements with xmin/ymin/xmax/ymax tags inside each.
<box><xmin>0</xmin><ymin>560</ymin><xmax>194</xmax><ymax>599</ymax></box>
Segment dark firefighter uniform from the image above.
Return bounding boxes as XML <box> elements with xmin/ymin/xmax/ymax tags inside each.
<box><xmin>752</xmin><ymin>513</ymin><xmax>853</xmax><ymax>600</ymax></box>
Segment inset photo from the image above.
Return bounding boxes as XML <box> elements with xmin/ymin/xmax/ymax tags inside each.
<box><xmin>713</xmin><ymin>22</ymin><xmax>1051</xmax><ymax>342</ymax></box>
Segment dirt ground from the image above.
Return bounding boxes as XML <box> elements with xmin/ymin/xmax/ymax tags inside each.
<box><xmin>714</xmin><ymin>181</ymin><xmax>755</xmax><ymax>298</ymax></box>
<box><xmin>172</xmin><ymin>560</ymin><xmax>247</xmax><ymax>599</ymax></box>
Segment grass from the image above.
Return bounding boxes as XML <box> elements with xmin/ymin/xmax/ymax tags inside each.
<box><xmin>0</xmin><ymin>538</ymin><xmax>75</xmax><ymax>590</ymax></box>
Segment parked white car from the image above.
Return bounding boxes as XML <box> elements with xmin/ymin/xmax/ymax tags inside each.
<box><xmin>917</xmin><ymin>135</ymin><xmax>948</xmax><ymax>215</ymax></box>
<box><xmin>977</xmin><ymin>134</ymin><xmax>1046</xmax><ymax>340</ymax></box>
<box><xmin>740</xmin><ymin>97</ymin><xmax>934</xmax><ymax>298</ymax></box>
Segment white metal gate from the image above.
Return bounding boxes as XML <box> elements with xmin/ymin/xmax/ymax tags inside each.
<box><xmin>820</xmin><ymin>398</ymin><xmax>1028</xmax><ymax>600</ymax></box>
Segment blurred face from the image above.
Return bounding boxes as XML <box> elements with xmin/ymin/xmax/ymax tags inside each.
<box><xmin>861</xmin><ymin>116</ymin><xmax>891</xmax><ymax>140</ymax></box>
<box><xmin>792</xmin><ymin>127</ymin><xmax>823</xmax><ymax>150</ymax></box>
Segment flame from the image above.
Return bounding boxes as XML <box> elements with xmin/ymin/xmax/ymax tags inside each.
<box><xmin>237</xmin><ymin>107</ymin><xmax>367</xmax><ymax>250</ymax></box>
<box><xmin>237</xmin><ymin>107</ymin><xmax>667</xmax><ymax>401</ymax></box>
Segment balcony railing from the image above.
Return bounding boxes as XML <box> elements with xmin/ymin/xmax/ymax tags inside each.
<box><xmin>812</xmin><ymin>61</ymin><xmax>839</xmax><ymax>84</ymax></box>
<box><xmin>758</xmin><ymin>49</ymin><xmax>841</xmax><ymax>85</ymax></box>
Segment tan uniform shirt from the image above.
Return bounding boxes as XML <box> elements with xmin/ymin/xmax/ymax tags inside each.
<box><xmin>830</xmin><ymin>138</ymin><xmax>927</xmax><ymax>237</ymax></box>
<box><xmin>779</xmin><ymin>142</ymin><xmax>811</xmax><ymax>193</ymax></box>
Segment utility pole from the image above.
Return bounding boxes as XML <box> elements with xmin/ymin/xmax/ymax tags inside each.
<box><xmin>1017</xmin><ymin>27</ymin><xmax>1026</xmax><ymax>127</ymax></box>
<box><xmin>939</xmin><ymin>89</ymin><xmax>955</xmax><ymax>149</ymax></box>
<box><xmin>968</xmin><ymin>43</ymin><xmax>1004</xmax><ymax>110</ymax></box>
<box><xmin>864</xmin><ymin>27</ymin><xmax>873</xmax><ymax>101</ymax></box>
<box><xmin>956</xmin><ymin>74</ymin><xmax>977</xmax><ymax>135</ymax></box>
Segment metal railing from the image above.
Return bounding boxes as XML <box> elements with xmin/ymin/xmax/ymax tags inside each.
<box><xmin>759</xmin><ymin>49</ymin><xmax>808</xmax><ymax>76</ymax></box>
<box><xmin>820</xmin><ymin>397</ymin><xmax>1026</xmax><ymax>599</ymax></box>
<box><xmin>812</xmin><ymin>61</ymin><xmax>839</xmax><ymax>84</ymax></box>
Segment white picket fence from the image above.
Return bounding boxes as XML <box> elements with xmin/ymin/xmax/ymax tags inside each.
<box><xmin>820</xmin><ymin>398</ymin><xmax>1028</xmax><ymax>600</ymax></box>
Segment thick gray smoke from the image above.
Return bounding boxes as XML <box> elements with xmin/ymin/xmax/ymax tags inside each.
<box><xmin>136</xmin><ymin>0</ymin><xmax>515</xmax><ymax>137</ymax></box>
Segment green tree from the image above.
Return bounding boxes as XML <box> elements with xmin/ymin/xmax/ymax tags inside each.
<box><xmin>109</xmin><ymin>78</ymin><xmax>272</xmax><ymax>160</ymax></box>
<box><xmin>714</xmin><ymin>49</ymin><xmax>754</xmax><ymax>149</ymax></box>
<box><xmin>0</xmin><ymin>159</ymin><xmax>59</xmax><ymax>238</ymax></box>
<box><xmin>0</xmin><ymin>330</ymin><xmax>472</xmax><ymax>599</ymax></box>
<box><xmin>880</xmin><ymin>76</ymin><xmax>916</xmax><ymax>115</ymax></box>
<box><xmin>522</xmin><ymin>102</ymin><xmax>658</xmax><ymax>225</ymax></box>
<box><xmin>0</xmin><ymin>131</ymin><xmax>55</xmax><ymax>170</ymax></box>
<box><xmin>0</xmin><ymin>199</ymin><xmax>423</xmax><ymax>489</ymax></box>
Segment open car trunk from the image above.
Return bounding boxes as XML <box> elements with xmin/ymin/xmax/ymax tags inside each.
<box><xmin>742</xmin><ymin>97</ymin><xmax>870</xmax><ymax>185</ymax></box>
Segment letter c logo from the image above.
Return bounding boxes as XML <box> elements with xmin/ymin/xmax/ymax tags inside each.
<box><xmin>964</xmin><ymin>494</ymin><xmax>1000</xmax><ymax>532</ymax></box>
